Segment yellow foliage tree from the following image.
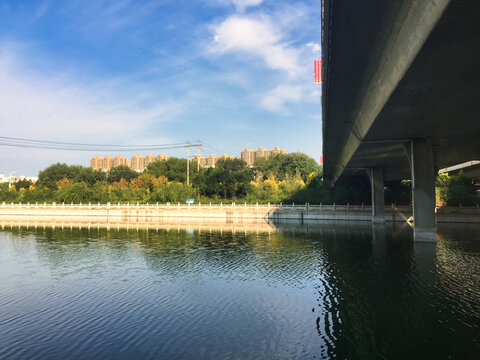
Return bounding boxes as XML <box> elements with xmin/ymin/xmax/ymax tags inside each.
<box><xmin>306</xmin><ymin>172</ymin><xmax>316</xmax><ymax>186</ymax></box>
<box><xmin>57</xmin><ymin>178</ymin><xmax>73</xmax><ymax>188</ymax></box>
<box><xmin>263</xmin><ymin>174</ymin><xmax>279</xmax><ymax>193</ymax></box>
<box><xmin>112</xmin><ymin>178</ymin><xmax>129</xmax><ymax>190</ymax></box>
<box><xmin>156</xmin><ymin>176</ymin><xmax>168</xmax><ymax>185</ymax></box>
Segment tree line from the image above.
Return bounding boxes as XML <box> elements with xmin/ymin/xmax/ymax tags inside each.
<box><xmin>0</xmin><ymin>153</ymin><xmax>478</xmax><ymax>205</ymax></box>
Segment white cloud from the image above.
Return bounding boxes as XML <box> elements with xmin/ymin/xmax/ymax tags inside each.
<box><xmin>212</xmin><ymin>15</ymin><xmax>302</xmax><ymax>78</ymax></box>
<box><xmin>206</xmin><ymin>0</ymin><xmax>263</xmax><ymax>12</ymax></box>
<box><xmin>261</xmin><ymin>85</ymin><xmax>304</xmax><ymax>112</ymax></box>
<box><xmin>0</xmin><ymin>50</ymin><xmax>182</xmax><ymax>142</ymax></box>
<box><xmin>310</xmin><ymin>89</ymin><xmax>321</xmax><ymax>100</ymax></box>
<box><xmin>230</xmin><ymin>0</ymin><xmax>263</xmax><ymax>11</ymax></box>
<box><xmin>62</xmin><ymin>0</ymin><xmax>163</xmax><ymax>32</ymax></box>
<box><xmin>307</xmin><ymin>42</ymin><xmax>321</xmax><ymax>54</ymax></box>
<box><xmin>0</xmin><ymin>47</ymin><xmax>183</xmax><ymax>173</ymax></box>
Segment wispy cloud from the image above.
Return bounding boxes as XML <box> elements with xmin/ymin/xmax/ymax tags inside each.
<box><xmin>307</xmin><ymin>42</ymin><xmax>321</xmax><ymax>55</ymax></box>
<box><xmin>261</xmin><ymin>85</ymin><xmax>304</xmax><ymax>112</ymax></box>
<box><xmin>60</xmin><ymin>0</ymin><xmax>163</xmax><ymax>32</ymax></box>
<box><xmin>205</xmin><ymin>0</ymin><xmax>263</xmax><ymax>12</ymax></box>
<box><xmin>34</xmin><ymin>0</ymin><xmax>51</xmax><ymax>20</ymax></box>
<box><xmin>0</xmin><ymin>45</ymin><xmax>182</xmax><ymax>144</ymax></box>
<box><xmin>0</xmin><ymin>0</ymin><xmax>323</xmax><ymax>172</ymax></box>
<box><xmin>211</xmin><ymin>15</ymin><xmax>303</xmax><ymax>78</ymax></box>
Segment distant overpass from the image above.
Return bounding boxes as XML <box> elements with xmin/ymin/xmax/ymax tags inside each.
<box><xmin>439</xmin><ymin>161</ymin><xmax>480</xmax><ymax>178</ymax></box>
<box><xmin>321</xmin><ymin>0</ymin><xmax>480</xmax><ymax>241</ymax></box>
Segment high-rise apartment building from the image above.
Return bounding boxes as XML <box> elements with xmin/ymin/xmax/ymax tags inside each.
<box><xmin>255</xmin><ymin>147</ymin><xmax>270</xmax><ymax>160</ymax></box>
<box><xmin>156</xmin><ymin>153</ymin><xmax>169</xmax><ymax>162</ymax></box>
<box><xmin>113</xmin><ymin>155</ymin><xmax>128</xmax><ymax>167</ymax></box>
<box><xmin>220</xmin><ymin>153</ymin><xmax>234</xmax><ymax>160</ymax></box>
<box><xmin>207</xmin><ymin>154</ymin><xmax>217</xmax><ymax>167</ymax></box>
<box><xmin>90</xmin><ymin>147</ymin><xmax>285</xmax><ymax>172</ymax></box>
<box><xmin>103</xmin><ymin>155</ymin><xmax>114</xmax><ymax>171</ymax></box>
<box><xmin>270</xmin><ymin>146</ymin><xmax>286</xmax><ymax>156</ymax></box>
<box><xmin>130</xmin><ymin>154</ymin><xmax>145</xmax><ymax>172</ymax></box>
<box><xmin>241</xmin><ymin>148</ymin><xmax>256</xmax><ymax>166</ymax></box>
<box><xmin>193</xmin><ymin>154</ymin><xmax>208</xmax><ymax>167</ymax></box>
<box><xmin>240</xmin><ymin>146</ymin><xmax>287</xmax><ymax>166</ymax></box>
<box><xmin>90</xmin><ymin>153</ymin><xmax>170</xmax><ymax>172</ymax></box>
<box><xmin>90</xmin><ymin>156</ymin><xmax>103</xmax><ymax>170</ymax></box>
<box><xmin>145</xmin><ymin>154</ymin><xmax>156</xmax><ymax>167</ymax></box>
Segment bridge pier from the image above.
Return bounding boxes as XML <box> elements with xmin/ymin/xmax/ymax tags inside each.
<box><xmin>409</xmin><ymin>140</ymin><xmax>436</xmax><ymax>242</ymax></box>
<box><xmin>368</xmin><ymin>168</ymin><xmax>385</xmax><ymax>223</ymax></box>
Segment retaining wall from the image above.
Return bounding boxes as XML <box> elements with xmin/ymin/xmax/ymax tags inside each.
<box><xmin>0</xmin><ymin>202</ymin><xmax>478</xmax><ymax>223</ymax></box>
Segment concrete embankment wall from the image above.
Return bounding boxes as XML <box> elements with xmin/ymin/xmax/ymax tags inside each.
<box><xmin>1</xmin><ymin>203</ymin><xmax>479</xmax><ymax>224</ymax></box>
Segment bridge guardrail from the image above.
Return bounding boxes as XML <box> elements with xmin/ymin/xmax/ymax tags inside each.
<box><xmin>1</xmin><ymin>202</ymin><xmax>476</xmax><ymax>212</ymax></box>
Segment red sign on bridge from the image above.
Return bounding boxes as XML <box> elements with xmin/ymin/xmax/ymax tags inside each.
<box><xmin>314</xmin><ymin>60</ymin><xmax>322</xmax><ymax>84</ymax></box>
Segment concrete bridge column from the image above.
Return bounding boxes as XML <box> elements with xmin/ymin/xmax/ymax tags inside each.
<box><xmin>409</xmin><ymin>139</ymin><xmax>436</xmax><ymax>242</ymax></box>
<box><xmin>368</xmin><ymin>168</ymin><xmax>385</xmax><ymax>223</ymax></box>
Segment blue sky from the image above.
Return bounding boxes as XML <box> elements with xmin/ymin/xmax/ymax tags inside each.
<box><xmin>0</xmin><ymin>0</ymin><xmax>322</xmax><ymax>176</ymax></box>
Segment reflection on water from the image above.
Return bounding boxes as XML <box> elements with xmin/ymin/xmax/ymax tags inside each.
<box><xmin>0</xmin><ymin>221</ymin><xmax>479</xmax><ymax>359</ymax></box>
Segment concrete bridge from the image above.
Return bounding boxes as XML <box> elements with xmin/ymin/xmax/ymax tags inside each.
<box><xmin>439</xmin><ymin>161</ymin><xmax>480</xmax><ymax>178</ymax></box>
<box><xmin>321</xmin><ymin>0</ymin><xmax>480</xmax><ymax>241</ymax></box>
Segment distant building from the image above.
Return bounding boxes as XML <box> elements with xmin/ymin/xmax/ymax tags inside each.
<box><xmin>113</xmin><ymin>155</ymin><xmax>128</xmax><ymax>167</ymax></box>
<box><xmin>130</xmin><ymin>154</ymin><xmax>145</xmax><ymax>172</ymax></box>
<box><xmin>241</xmin><ymin>148</ymin><xmax>256</xmax><ymax>166</ymax></box>
<box><xmin>193</xmin><ymin>154</ymin><xmax>208</xmax><ymax>167</ymax></box>
<box><xmin>89</xmin><ymin>146</ymin><xmax>285</xmax><ymax>172</ymax></box>
<box><xmin>145</xmin><ymin>154</ymin><xmax>156</xmax><ymax>167</ymax></box>
<box><xmin>0</xmin><ymin>175</ymin><xmax>38</xmax><ymax>183</ymax></box>
<box><xmin>91</xmin><ymin>153</ymin><xmax>171</xmax><ymax>172</ymax></box>
<box><xmin>255</xmin><ymin>147</ymin><xmax>270</xmax><ymax>160</ymax></box>
<box><xmin>270</xmin><ymin>146</ymin><xmax>286</xmax><ymax>156</ymax></box>
<box><xmin>220</xmin><ymin>153</ymin><xmax>234</xmax><ymax>160</ymax></box>
<box><xmin>103</xmin><ymin>155</ymin><xmax>114</xmax><ymax>171</ymax></box>
<box><xmin>240</xmin><ymin>146</ymin><xmax>286</xmax><ymax>166</ymax></box>
<box><xmin>90</xmin><ymin>156</ymin><xmax>103</xmax><ymax>170</ymax></box>
<box><xmin>207</xmin><ymin>154</ymin><xmax>217</xmax><ymax>167</ymax></box>
<box><xmin>156</xmin><ymin>153</ymin><xmax>169</xmax><ymax>162</ymax></box>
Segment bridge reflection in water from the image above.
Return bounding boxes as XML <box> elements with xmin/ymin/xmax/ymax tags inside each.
<box><xmin>0</xmin><ymin>220</ymin><xmax>479</xmax><ymax>359</ymax></box>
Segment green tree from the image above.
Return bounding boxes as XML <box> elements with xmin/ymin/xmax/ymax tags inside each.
<box><xmin>437</xmin><ymin>172</ymin><xmax>478</xmax><ymax>205</ymax></box>
<box><xmin>0</xmin><ymin>183</ymin><xmax>20</xmax><ymax>202</ymax></box>
<box><xmin>12</xmin><ymin>179</ymin><xmax>34</xmax><ymax>191</ymax></box>
<box><xmin>74</xmin><ymin>167</ymin><xmax>107</xmax><ymax>186</ymax></box>
<box><xmin>132</xmin><ymin>173</ymin><xmax>157</xmax><ymax>191</ymax></box>
<box><xmin>18</xmin><ymin>188</ymin><xmax>54</xmax><ymax>203</ymax></box>
<box><xmin>91</xmin><ymin>181</ymin><xmax>112</xmax><ymax>203</ymax></box>
<box><xmin>200</xmin><ymin>158</ymin><xmax>253</xmax><ymax>198</ymax></box>
<box><xmin>55</xmin><ymin>182</ymin><xmax>92</xmax><ymax>203</ymax></box>
<box><xmin>107</xmin><ymin>166</ymin><xmax>138</xmax><ymax>183</ymax></box>
<box><xmin>37</xmin><ymin>163</ymin><xmax>80</xmax><ymax>189</ymax></box>
<box><xmin>150</xmin><ymin>182</ymin><xmax>195</xmax><ymax>203</ymax></box>
<box><xmin>254</xmin><ymin>153</ymin><xmax>321</xmax><ymax>182</ymax></box>
<box><xmin>145</xmin><ymin>158</ymin><xmax>205</xmax><ymax>183</ymax></box>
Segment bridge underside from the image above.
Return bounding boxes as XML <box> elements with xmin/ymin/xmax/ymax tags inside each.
<box><xmin>322</xmin><ymin>0</ymin><xmax>480</xmax><ymax>240</ymax></box>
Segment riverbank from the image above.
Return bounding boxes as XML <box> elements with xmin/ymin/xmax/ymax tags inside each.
<box><xmin>1</xmin><ymin>202</ymin><xmax>479</xmax><ymax>223</ymax></box>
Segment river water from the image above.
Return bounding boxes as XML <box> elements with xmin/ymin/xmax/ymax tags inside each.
<box><xmin>0</xmin><ymin>221</ymin><xmax>479</xmax><ymax>359</ymax></box>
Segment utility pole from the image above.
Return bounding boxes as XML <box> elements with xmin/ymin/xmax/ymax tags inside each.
<box><xmin>197</xmin><ymin>140</ymin><xmax>200</xmax><ymax>172</ymax></box>
<box><xmin>186</xmin><ymin>141</ymin><xmax>190</xmax><ymax>186</ymax></box>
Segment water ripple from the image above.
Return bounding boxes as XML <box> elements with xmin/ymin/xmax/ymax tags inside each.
<box><xmin>1</xmin><ymin>223</ymin><xmax>480</xmax><ymax>359</ymax></box>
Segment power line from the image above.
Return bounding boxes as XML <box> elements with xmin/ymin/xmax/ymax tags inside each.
<box><xmin>0</xmin><ymin>136</ymin><xmax>188</xmax><ymax>148</ymax></box>
<box><xmin>0</xmin><ymin>136</ymin><xmax>191</xmax><ymax>152</ymax></box>
<box><xmin>199</xmin><ymin>141</ymin><xmax>234</xmax><ymax>156</ymax></box>
<box><xmin>199</xmin><ymin>144</ymin><xmax>227</xmax><ymax>157</ymax></box>
<box><xmin>0</xmin><ymin>136</ymin><xmax>237</xmax><ymax>158</ymax></box>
